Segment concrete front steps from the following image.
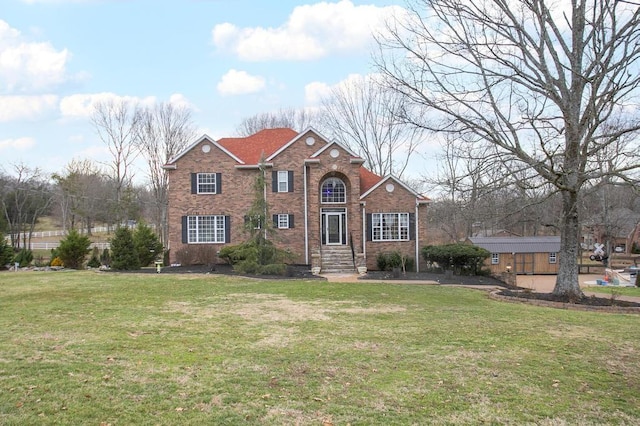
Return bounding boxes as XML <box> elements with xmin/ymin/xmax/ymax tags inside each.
<box><xmin>320</xmin><ymin>246</ymin><xmax>356</xmax><ymax>274</ymax></box>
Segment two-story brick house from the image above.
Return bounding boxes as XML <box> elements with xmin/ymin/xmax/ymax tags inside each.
<box><xmin>163</xmin><ymin>127</ymin><xmax>429</xmax><ymax>273</ymax></box>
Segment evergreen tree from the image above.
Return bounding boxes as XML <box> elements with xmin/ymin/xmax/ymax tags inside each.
<box><xmin>57</xmin><ymin>229</ymin><xmax>92</xmax><ymax>269</ymax></box>
<box><xmin>133</xmin><ymin>223</ymin><xmax>163</xmax><ymax>266</ymax></box>
<box><xmin>0</xmin><ymin>234</ymin><xmax>14</xmax><ymax>269</ymax></box>
<box><xmin>110</xmin><ymin>226</ymin><xmax>140</xmax><ymax>270</ymax></box>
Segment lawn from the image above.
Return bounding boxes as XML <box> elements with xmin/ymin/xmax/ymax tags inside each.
<box><xmin>1</xmin><ymin>271</ymin><xmax>639</xmax><ymax>425</ymax></box>
<box><xmin>585</xmin><ymin>285</ymin><xmax>640</xmax><ymax>298</ymax></box>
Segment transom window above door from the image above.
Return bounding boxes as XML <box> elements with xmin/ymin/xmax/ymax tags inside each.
<box><xmin>321</xmin><ymin>178</ymin><xmax>346</xmax><ymax>203</ymax></box>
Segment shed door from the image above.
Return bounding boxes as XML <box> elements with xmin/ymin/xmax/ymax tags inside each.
<box><xmin>515</xmin><ymin>253</ymin><xmax>534</xmax><ymax>274</ymax></box>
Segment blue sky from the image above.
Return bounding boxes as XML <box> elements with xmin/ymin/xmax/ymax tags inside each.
<box><xmin>1</xmin><ymin>0</ymin><xmax>426</xmax><ymax>181</ymax></box>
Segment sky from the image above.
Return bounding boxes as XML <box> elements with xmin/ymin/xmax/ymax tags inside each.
<box><xmin>1</xmin><ymin>0</ymin><xmax>434</xmax><ymax>183</ymax></box>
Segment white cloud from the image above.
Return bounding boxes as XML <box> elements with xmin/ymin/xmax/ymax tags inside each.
<box><xmin>305</xmin><ymin>73</ymin><xmax>381</xmax><ymax>106</ymax></box>
<box><xmin>59</xmin><ymin>92</ymin><xmax>156</xmax><ymax>118</ymax></box>
<box><xmin>0</xmin><ymin>137</ymin><xmax>36</xmax><ymax>151</ymax></box>
<box><xmin>0</xmin><ymin>94</ymin><xmax>58</xmax><ymax>121</ymax></box>
<box><xmin>0</xmin><ymin>20</ymin><xmax>72</xmax><ymax>92</ymax></box>
<box><xmin>212</xmin><ymin>0</ymin><xmax>403</xmax><ymax>61</ymax></box>
<box><xmin>168</xmin><ymin>93</ymin><xmax>197</xmax><ymax>111</ymax></box>
<box><xmin>304</xmin><ymin>81</ymin><xmax>331</xmax><ymax>106</ymax></box>
<box><xmin>217</xmin><ymin>69</ymin><xmax>266</xmax><ymax>96</ymax></box>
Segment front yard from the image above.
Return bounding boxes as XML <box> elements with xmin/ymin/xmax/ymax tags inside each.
<box><xmin>1</xmin><ymin>271</ymin><xmax>639</xmax><ymax>424</ymax></box>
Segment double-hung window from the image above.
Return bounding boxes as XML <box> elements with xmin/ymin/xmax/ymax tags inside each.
<box><xmin>278</xmin><ymin>171</ymin><xmax>289</xmax><ymax>192</ymax></box>
<box><xmin>372</xmin><ymin>213</ymin><xmax>409</xmax><ymax>241</ymax></box>
<box><xmin>273</xmin><ymin>214</ymin><xmax>294</xmax><ymax>229</ymax></box>
<box><xmin>491</xmin><ymin>253</ymin><xmax>500</xmax><ymax>264</ymax></box>
<box><xmin>278</xmin><ymin>214</ymin><xmax>289</xmax><ymax>229</ymax></box>
<box><xmin>273</xmin><ymin>171</ymin><xmax>293</xmax><ymax>193</ymax></box>
<box><xmin>549</xmin><ymin>252</ymin><xmax>557</xmax><ymax>264</ymax></box>
<box><xmin>187</xmin><ymin>215</ymin><xmax>225</xmax><ymax>243</ymax></box>
<box><xmin>197</xmin><ymin>173</ymin><xmax>216</xmax><ymax>193</ymax></box>
<box><xmin>191</xmin><ymin>173</ymin><xmax>221</xmax><ymax>194</ymax></box>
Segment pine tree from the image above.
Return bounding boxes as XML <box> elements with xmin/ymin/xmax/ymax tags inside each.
<box><xmin>57</xmin><ymin>229</ymin><xmax>92</xmax><ymax>269</ymax></box>
<box><xmin>133</xmin><ymin>223</ymin><xmax>163</xmax><ymax>266</ymax></box>
<box><xmin>110</xmin><ymin>226</ymin><xmax>140</xmax><ymax>270</ymax></box>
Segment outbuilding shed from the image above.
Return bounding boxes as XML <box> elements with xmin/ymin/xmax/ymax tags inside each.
<box><xmin>469</xmin><ymin>236</ymin><xmax>561</xmax><ymax>275</ymax></box>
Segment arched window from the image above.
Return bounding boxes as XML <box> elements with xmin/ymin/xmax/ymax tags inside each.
<box><xmin>321</xmin><ymin>178</ymin><xmax>346</xmax><ymax>203</ymax></box>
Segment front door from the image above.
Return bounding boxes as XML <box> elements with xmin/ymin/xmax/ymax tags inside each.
<box><xmin>322</xmin><ymin>209</ymin><xmax>346</xmax><ymax>245</ymax></box>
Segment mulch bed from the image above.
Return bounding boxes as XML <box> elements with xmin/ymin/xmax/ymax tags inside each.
<box><xmin>497</xmin><ymin>289</ymin><xmax>640</xmax><ymax>308</ymax></box>
<box><xmin>360</xmin><ymin>270</ymin><xmax>511</xmax><ymax>287</ymax></box>
<box><xmin>145</xmin><ymin>263</ymin><xmax>323</xmax><ymax>280</ymax></box>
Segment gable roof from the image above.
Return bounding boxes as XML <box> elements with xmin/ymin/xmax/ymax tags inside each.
<box><xmin>469</xmin><ymin>236</ymin><xmax>561</xmax><ymax>253</ymax></box>
<box><xmin>360</xmin><ymin>174</ymin><xmax>429</xmax><ymax>203</ymax></box>
<box><xmin>165</xmin><ymin>134</ymin><xmax>245</xmax><ymax>166</ymax></box>
<box><xmin>311</xmin><ymin>139</ymin><xmax>361</xmax><ymax>159</ymax></box>
<box><xmin>217</xmin><ymin>128</ymin><xmax>298</xmax><ymax>165</ymax></box>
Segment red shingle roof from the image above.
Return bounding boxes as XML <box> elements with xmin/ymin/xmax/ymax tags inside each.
<box><xmin>359</xmin><ymin>167</ymin><xmax>382</xmax><ymax>194</ymax></box>
<box><xmin>217</xmin><ymin>128</ymin><xmax>298</xmax><ymax>164</ymax></box>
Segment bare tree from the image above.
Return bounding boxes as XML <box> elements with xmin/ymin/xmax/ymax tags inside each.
<box><xmin>377</xmin><ymin>0</ymin><xmax>640</xmax><ymax>298</ymax></box>
<box><xmin>135</xmin><ymin>102</ymin><xmax>196</xmax><ymax>246</ymax></box>
<box><xmin>235</xmin><ymin>108</ymin><xmax>320</xmax><ymax>136</ymax></box>
<box><xmin>319</xmin><ymin>74</ymin><xmax>423</xmax><ymax>178</ymax></box>
<box><xmin>91</xmin><ymin>98</ymin><xmax>140</xmax><ymax>225</ymax></box>
<box><xmin>52</xmin><ymin>159</ymin><xmax>109</xmax><ymax>235</ymax></box>
<box><xmin>0</xmin><ymin>164</ymin><xmax>53</xmax><ymax>249</ymax></box>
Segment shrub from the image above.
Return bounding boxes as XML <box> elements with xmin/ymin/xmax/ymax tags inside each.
<box><xmin>57</xmin><ymin>229</ymin><xmax>92</xmax><ymax>269</ymax></box>
<box><xmin>50</xmin><ymin>257</ymin><xmax>64</xmax><ymax>267</ymax></box>
<box><xmin>175</xmin><ymin>245</ymin><xmax>217</xmax><ymax>266</ymax></box>
<box><xmin>234</xmin><ymin>259</ymin><xmax>261</xmax><ymax>275</ymax></box>
<box><xmin>0</xmin><ymin>235</ymin><xmax>14</xmax><ymax>269</ymax></box>
<box><xmin>87</xmin><ymin>247</ymin><xmax>101</xmax><ymax>268</ymax></box>
<box><xmin>133</xmin><ymin>223</ymin><xmax>163</xmax><ymax>267</ymax></box>
<box><xmin>110</xmin><ymin>227</ymin><xmax>140</xmax><ymax>270</ymax></box>
<box><xmin>100</xmin><ymin>248</ymin><xmax>111</xmax><ymax>267</ymax></box>
<box><xmin>260</xmin><ymin>263</ymin><xmax>288</xmax><ymax>275</ymax></box>
<box><xmin>13</xmin><ymin>248</ymin><xmax>34</xmax><ymax>267</ymax></box>
<box><xmin>376</xmin><ymin>251</ymin><xmax>414</xmax><ymax>272</ymax></box>
<box><xmin>422</xmin><ymin>243</ymin><xmax>490</xmax><ymax>275</ymax></box>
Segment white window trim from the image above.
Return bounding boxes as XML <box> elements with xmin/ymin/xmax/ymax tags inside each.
<box><xmin>197</xmin><ymin>173</ymin><xmax>217</xmax><ymax>194</ymax></box>
<box><xmin>188</xmin><ymin>215</ymin><xmax>225</xmax><ymax>243</ymax></box>
<box><xmin>491</xmin><ymin>253</ymin><xmax>500</xmax><ymax>265</ymax></box>
<box><xmin>372</xmin><ymin>212</ymin><xmax>410</xmax><ymax>242</ymax></box>
<box><xmin>277</xmin><ymin>170</ymin><xmax>288</xmax><ymax>193</ymax></box>
<box><xmin>549</xmin><ymin>252</ymin><xmax>557</xmax><ymax>264</ymax></box>
<box><xmin>277</xmin><ymin>214</ymin><xmax>290</xmax><ymax>229</ymax></box>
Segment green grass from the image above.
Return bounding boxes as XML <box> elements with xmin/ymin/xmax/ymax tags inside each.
<box><xmin>1</xmin><ymin>271</ymin><xmax>639</xmax><ymax>425</ymax></box>
<box><xmin>585</xmin><ymin>285</ymin><xmax>640</xmax><ymax>297</ymax></box>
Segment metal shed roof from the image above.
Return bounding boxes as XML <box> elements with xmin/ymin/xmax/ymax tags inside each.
<box><xmin>469</xmin><ymin>236</ymin><xmax>561</xmax><ymax>253</ymax></box>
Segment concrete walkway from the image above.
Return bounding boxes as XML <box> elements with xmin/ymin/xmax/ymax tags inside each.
<box><xmin>320</xmin><ymin>273</ymin><xmax>640</xmax><ymax>303</ymax></box>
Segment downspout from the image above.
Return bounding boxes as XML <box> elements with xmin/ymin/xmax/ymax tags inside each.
<box><xmin>361</xmin><ymin>202</ymin><xmax>366</xmax><ymax>261</ymax></box>
<box><xmin>263</xmin><ymin>165</ymin><xmax>268</xmax><ymax>240</ymax></box>
<box><xmin>415</xmin><ymin>202</ymin><xmax>420</xmax><ymax>273</ymax></box>
<box><xmin>304</xmin><ymin>164</ymin><xmax>309</xmax><ymax>265</ymax></box>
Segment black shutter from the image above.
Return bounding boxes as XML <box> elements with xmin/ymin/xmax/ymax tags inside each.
<box><xmin>288</xmin><ymin>171</ymin><xmax>294</xmax><ymax>192</ymax></box>
<box><xmin>225</xmin><ymin>216</ymin><xmax>231</xmax><ymax>243</ymax></box>
<box><xmin>181</xmin><ymin>216</ymin><xmax>188</xmax><ymax>243</ymax></box>
<box><xmin>289</xmin><ymin>214</ymin><xmax>294</xmax><ymax>228</ymax></box>
<box><xmin>272</xmin><ymin>171</ymin><xmax>278</xmax><ymax>192</ymax></box>
<box><xmin>409</xmin><ymin>213</ymin><xmax>416</xmax><ymax>241</ymax></box>
<box><xmin>273</xmin><ymin>214</ymin><xmax>278</xmax><ymax>227</ymax></box>
<box><xmin>191</xmin><ymin>173</ymin><xmax>197</xmax><ymax>194</ymax></box>
<box><xmin>366</xmin><ymin>213</ymin><xmax>372</xmax><ymax>241</ymax></box>
<box><xmin>216</xmin><ymin>173</ymin><xmax>222</xmax><ymax>194</ymax></box>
